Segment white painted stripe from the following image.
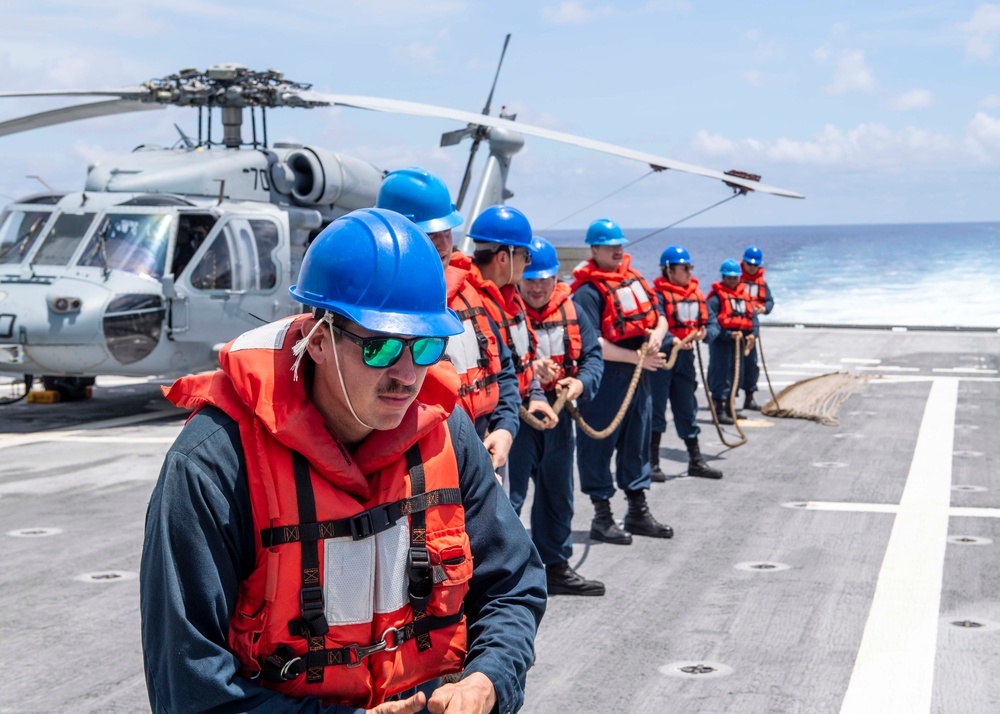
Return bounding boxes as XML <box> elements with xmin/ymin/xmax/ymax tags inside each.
<box><xmin>840</xmin><ymin>358</ymin><xmax>881</xmax><ymax>364</ymax></box>
<box><xmin>839</xmin><ymin>379</ymin><xmax>957</xmax><ymax>714</ymax></box>
<box><xmin>0</xmin><ymin>409</ymin><xmax>181</xmax><ymax>450</ymax></box>
<box><xmin>779</xmin><ymin>363</ymin><xmax>845</xmax><ymax>369</ymax></box>
<box><xmin>931</xmin><ymin>367</ymin><xmax>998</xmax><ymax>374</ymax></box>
<box><xmin>801</xmin><ymin>502</ymin><xmax>1000</xmax><ymax>519</ymax></box>
<box><xmin>855</xmin><ymin>365</ymin><xmax>920</xmax><ymax>372</ymax></box>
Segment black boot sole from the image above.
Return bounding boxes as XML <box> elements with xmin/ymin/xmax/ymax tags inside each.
<box><xmin>547</xmin><ymin>582</ymin><xmax>607</xmax><ymax>596</ymax></box>
<box><xmin>688</xmin><ymin>468</ymin><xmax>723</xmax><ymax>480</ymax></box>
<box><xmin>623</xmin><ymin>520</ymin><xmax>674</xmax><ymax>539</ymax></box>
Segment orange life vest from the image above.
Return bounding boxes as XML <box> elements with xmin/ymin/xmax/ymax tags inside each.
<box><xmin>523</xmin><ymin>281</ymin><xmax>583</xmax><ymax>392</ymax></box>
<box><xmin>710</xmin><ymin>282</ymin><xmax>753</xmax><ymax>331</ymax></box>
<box><xmin>445</xmin><ymin>254</ymin><xmax>502</xmax><ymax>421</ymax></box>
<box><xmin>570</xmin><ymin>255</ymin><xmax>659</xmax><ymax>343</ymax></box>
<box><xmin>740</xmin><ymin>266</ymin><xmax>769</xmax><ymax>309</ymax></box>
<box><xmin>467</xmin><ymin>264</ymin><xmax>536</xmax><ymax>398</ymax></box>
<box><xmin>653</xmin><ymin>276</ymin><xmax>708</xmax><ymax>340</ymax></box>
<box><xmin>164</xmin><ymin>315</ymin><xmax>470</xmax><ymax>710</ymax></box>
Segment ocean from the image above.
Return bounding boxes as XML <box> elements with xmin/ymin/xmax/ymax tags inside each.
<box><xmin>544</xmin><ymin>222</ymin><xmax>1000</xmax><ymax>329</ymax></box>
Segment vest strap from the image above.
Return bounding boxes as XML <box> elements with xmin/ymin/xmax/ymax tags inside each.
<box><xmin>456</xmin><ymin>372</ymin><xmax>499</xmax><ymax>396</ymax></box>
<box><xmin>405</xmin><ymin>444</ymin><xmax>434</xmax><ymax>652</ymax></box>
<box><xmin>271</xmin><ymin>608</ymin><xmax>466</xmax><ymax>682</ymax></box>
<box><xmin>291</xmin><ymin>452</ymin><xmax>329</xmax><ymax>640</ymax></box>
<box><xmin>259</xmin><ymin>487</ymin><xmax>462</xmax><ymax>546</ymax></box>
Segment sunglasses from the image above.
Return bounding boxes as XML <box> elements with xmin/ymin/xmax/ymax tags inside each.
<box><xmin>329</xmin><ymin>324</ymin><xmax>448</xmax><ymax>368</ymax></box>
<box><xmin>510</xmin><ymin>246</ymin><xmax>532</xmax><ymax>265</ymax></box>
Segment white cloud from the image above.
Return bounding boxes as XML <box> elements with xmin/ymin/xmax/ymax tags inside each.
<box><xmin>690</xmin><ymin>115</ymin><xmax>1000</xmax><ymax>169</ymax></box>
<box><xmin>644</xmin><ymin>0</ymin><xmax>690</xmax><ymax>11</ymax></box>
<box><xmin>826</xmin><ymin>49</ymin><xmax>876</xmax><ymax>95</ymax></box>
<box><xmin>742</xmin><ymin>70</ymin><xmax>762</xmax><ymax>86</ymax></box>
<box><xmin>543</xmin><ymin>2</ymin><xmax>614</xmax><ymax>25</ymax></box>
<box><xmin>888</xmin><ymin>89</ymin><xmax>934</xmax><ymax>111</ymax></box>
<box><xmin>812</xmin><ymin>44</ymin><xmax>831</xmax><ymax>62</ymax></box>
<box><xmin>960</xmin><ymin>3</ymin><xmax>1000</xmax><ymax>61</ymax></box>
<box><xmin>981</xmin><ymin>94</ymin><xmax>1000</xmax><ymax>107</ymax></box>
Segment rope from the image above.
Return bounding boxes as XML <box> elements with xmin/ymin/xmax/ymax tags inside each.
<box><xmin>695</xmin><ymin>334</ymin><xmax>747</xmax><ymax>449</ymax></box>
<box><xmin>518</xmin><ymin>332</ymin><xmax>696</xmax><ymax>434</ymax></box>
<box><xmin>541</xmin><ymin>171</ymin><xmax>656</xmax><ymax>231</ymax></box>
<box><xmin>756</xmin><ymin>327</ymin><xmax>781</xmax><ymax>410</ymax></box>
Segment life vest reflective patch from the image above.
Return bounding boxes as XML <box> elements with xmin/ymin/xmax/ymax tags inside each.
<box><xmin>652</xmin><ymin>276</ymin><xmax>708</xmax><ymax>340</ymax></box>
<box><xmin>230</xmin><ymin>315</ymin><xmax>296</xmax><ymax>352</ymax></box>
<box><xmin>729</xmin><ymin>297</ymin><xmax>748</xmax><ymax>316</ymax></box>
<box><xmin>535</xmin><ymin>324</ymin><xmax>566</xmax><ymax>358</ymax></box>
<box><xmin>446</xmin><ymin>317</ymin><xmax>485</xmax><ymax>377</ymax></box>
<box><xmin>740</xmin><ymin>267</ymin><xmax>768</xmax><ymax>308</ymax></box>
<box><xmin>322</xmin><ymin>523</ymin><xmax>410</xmax><ymax>625</ymax></box>
<box><xmin>614</xmin><ymin>280</ymin><xmax>649</xmax><ymax>314</ymax></box>
<box><xmin>676</xmin><ymin>299</ymin><xmax>701</xmax><ymax>324</ymax></box>
<box><xmin>710</xmin><ymin>281</ymin><xmax>754</xmax><ymax>332</ymax></box>
<box><xmin>509</xmin><ymin>318</ymin><xmax>531</xmax><ymax>362</ymax></box>
<box><xmin>747</xmin><ymin>283</ymin><xmax>761</xmax><ymax>299</ymax></box>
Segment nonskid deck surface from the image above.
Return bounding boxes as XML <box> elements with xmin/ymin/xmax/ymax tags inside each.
<box><xmin>0</xmin><ymin>328</ymin><xmax>997</xmax><ymax>713</ymax></box>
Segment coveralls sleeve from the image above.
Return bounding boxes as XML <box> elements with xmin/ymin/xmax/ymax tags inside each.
<box><xmin>448</xmin><ymin>408</ymin><xmax>546</xmax><ymax>714</ymax></box>
<box><xmin>486</xmin><ymin>316</ymin><xmax>521</xmax><ymax>438</ymax></box>
<box><xmin>570</xmin><ymin>283</ymin><xmax>603</xmax><ymax>343</ymax></box>
<box><xmin>705</xmin><ymin>294</ymin><xmax>726</xmax><ymax>344</ymax></box>
<box><xmin>574</xmin><ymin>304</ymin><xmax>604</xmax><ymax>403</ymax></box>
<box><xmin>763</xmin><ymin>280</ymin><xmax>774</xmax><ymax>315</ymax></box>
<box><xmin>140</xmin><ymin>408</ymin><xmax>361</xmax><ymax>714</ymax></box>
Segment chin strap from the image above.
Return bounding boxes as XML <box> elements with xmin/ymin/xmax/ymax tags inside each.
<box><xmin>290</xmin><ymin>314</ymin><xmax>376</xmax><ymax>431</ymax></box>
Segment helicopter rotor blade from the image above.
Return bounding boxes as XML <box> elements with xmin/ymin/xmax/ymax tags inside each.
<box><xmin>0</xmin><ymin>87</ymin><xmax>150</xmax><ymax>100</ymax></box>
<box><xmin>0</xmin><ymin>99</ymin><xmax>165</xmax><ymax>138</ymax></box>
<box><xmin>296</xmin><ymin>90</ymin><xmax>804</xmax><ymax>198</ymax></box>
<box><xmin>440</xmin><ymin>126</ymin><xmax>472</xmax><ymax>147</ymax></box>
<box><xmin>455</xmin><ymin>132</ymin><xmax>483</xmax><ymax>211</ymax></box>
<box><xmin>482</xmin><ymin>33</ymin><xmax>511</xmax><ymax>118</ymax></box>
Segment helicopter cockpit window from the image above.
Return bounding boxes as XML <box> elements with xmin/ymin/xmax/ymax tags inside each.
<box><xmin>189</xmin><ymin>218</ymin><xmax>279</xmax><ymax>292</ymax></box>
<box><xmin>0</xmin><ymin>209</ymin><xmax>52</xmax><ymax>265</ymax></box>
<box><xmin>78</xmin><ymin>213</ymin><xmax>172</xmax><ymax>279</ymax></box>
<box><xmin>32</xmin><ymin>213</ymin><xmax>96</xmax><ymax>266</ymax></box>
<box><xmin>172</xmin><ymin>214</ymin><xmax>217</xmax><ymax>277</ymax></box>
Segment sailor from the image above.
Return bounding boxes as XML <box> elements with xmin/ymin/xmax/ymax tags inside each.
<box><xmin>465</xmin><ymin>205</ymin><xmax>560</xmax><ymax>477</ymax></box>
<box><xmin>739</xmin><ymin>245</ymin><xmax>774</xmax><ymax>411</ymax></box>
<box><xmin>570</xmin><ymin>218</ymin><xmax>673</xmax><ymax>545</ymax></box>
<box><xmin>706</xmin><ymin>258</ymin><xmax>755</xmax><ymax>425</ymax></box>
<box><xmin>649</xmin><ymin>245</ymin><xmax>722</xmax><ymax>480</ymax></box>
<box><xmin>510</xmin><ymin>236</ymin><xmax>606</xmax><ymax>596</ymax></box>
<box><xmin>140</xmin><ymin>208</ymin><xmax>546</xmax><ymax>714</ymax></box>
<box><xmin>375</xmin><ymin>167</ymin><xmax>521</xmax><ymax>453</ymax></box>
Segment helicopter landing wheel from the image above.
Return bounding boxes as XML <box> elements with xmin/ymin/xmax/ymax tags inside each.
<box><xmin>0</xmin><ymin>374</ymin><xmax>33</xmax><ymax>405</ymax></box>
<box><xmin>41</xmin><ymin>376</ymin><xmax>96</xmax><ymax>402</ymax></box>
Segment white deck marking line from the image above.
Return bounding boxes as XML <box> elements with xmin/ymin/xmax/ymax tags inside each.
<box><xmin>856</xmin><ymin>365</ymin><xmax>920</xmax><ymax>372</ymax></box>
<box><xmin>841</xmin><ymin>358</ymin><xmax>882</xmax><ymax>364</ymax></box>
<box><xmin>931</xmin><ymin>367</ymin><xmax>998</xmax><ymax>374</ymax></box>
<box><xmin>801</xmin><ymin>502</ymin><xmax>1000</xmax><ymax>518</ymax></box>
<box><xmin>839</xmin><ymin>378</ymin><xmax>957</xmax><ymax>714</ymax></box>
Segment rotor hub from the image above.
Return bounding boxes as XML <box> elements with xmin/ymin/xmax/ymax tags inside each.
<box><xmin>139</xmin><ymin>65</ymin><xmax>320</xmax><ymax>109</ymax></box>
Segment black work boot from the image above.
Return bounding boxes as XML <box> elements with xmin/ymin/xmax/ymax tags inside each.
<box><xmin>649</xmin><ymin>431</ymin><xmax>667</xmax><ymax>483</ymax></box>
<box><xmin>623</xmin><ymin>490</ymin><xmax>674</xmax><ymax>539</ymax></box>
<box><xmin>713</xmin><ymin>398</ymin><xmax>735</xmax><ymax>425</ymax></box>
<box><xmin>546</xmin><ymin>560</ymin><xmax>606</xmax><ymax>596</ymax></box>
<box><xmin>684</xmin><ymin>437</ymin><xmax>723</xmax><ymax>479</ymax></box>
<box><xmin>743</xmin><ymin>392</ymin><xmax>761</xmax><ymax>411</ymax></box>
<box><xmin>590</xmin><ymin>499</ymin><xmax>633</xmax><ymax>545</ymax></box>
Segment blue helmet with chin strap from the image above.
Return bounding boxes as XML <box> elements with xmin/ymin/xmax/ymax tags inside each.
<box><xmin>720</xmin><ymin>259</ymin><xmax>741</xmax><ymax>277</ymax></box>
<box><xmin>467</xmin><ymin>205</ymin><xmax>534</xmax><ymax>250</ymax></box>
<box><xmin>376</xmin><ymin>166</ymin><xmax>464</xmax><ymax>234</ymax></box>
<box><xmin>585</xmin><ymin>218</ymin><xmax>628</xmax><ymax>246</ymax></box>
<box><xmin>290</xmin><ymin>208</ymin><xmax>463</xmax><ymax>337</ymax></box>
<box><xmin>522</xmin><ymin>236</ymin><xmax>559</xmax><ymax>279</ymax></box>
<box><xmin>743</xmin><ymin>245</ymin><xmax>763</xmax><ymax>265</ymax></box>
<box><xmin>660</xmin><ymin>245</ymin><xmax>691</xmax><ymax>266</ymax></box>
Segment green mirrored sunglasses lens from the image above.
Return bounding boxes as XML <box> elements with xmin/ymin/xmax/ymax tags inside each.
<box><xmin>364</xmin><ymin>338</ymin><xmax>404</xmax><ymax>367</ymax></box>
<box><xmin>411</xmin><ymin>337</ymin><xmax>447</xmax><ymax>366</ymax></box>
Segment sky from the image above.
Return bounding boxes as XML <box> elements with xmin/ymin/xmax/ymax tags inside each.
<box><xmin>1</xmin><ymin>0</ymin><xmax>999</xmax><ymax>229</ymax></box>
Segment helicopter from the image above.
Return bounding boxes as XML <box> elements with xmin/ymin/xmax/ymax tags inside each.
<box><xmin>0</xmin><ymin>58</ymin><xmax>803</xmax><ymax>404</ymax></box>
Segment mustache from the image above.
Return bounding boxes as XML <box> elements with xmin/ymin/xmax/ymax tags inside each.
<box><xmin>376</xmin><ymin>380</ymin><xmax>418</xmax><ymax>398</ymax></box>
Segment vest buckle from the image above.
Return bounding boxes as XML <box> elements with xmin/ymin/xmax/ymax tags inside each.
<box><xmin>350</xmin><ymin>511</ymin><xmax>374</xmax><ymax>540</ymax></box>
<box><xmin>347</xmin><ymin>639</ymin><xmax>388</xmax><ymax>668</ymax></box>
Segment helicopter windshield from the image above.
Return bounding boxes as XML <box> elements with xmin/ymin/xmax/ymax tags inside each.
<box><xmin>78</xmin><ymin>213</ymin><xmax>172</xmax><ymax>279</ymax></box>
<box><xmin>0</xmin><ymin>209</ymin><xmax>52</xmax><ymax>265</ymax></box>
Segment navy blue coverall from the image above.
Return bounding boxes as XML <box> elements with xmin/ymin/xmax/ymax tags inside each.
<box><xmin>508</xmin><ymin>300</ymin><xmax>603</xmax><ymax>565</ymax></box>
<box><xmin>649</xmin><ymin>345</ymin><xmax>700</xmax><ymax>440</ymax></box>
<box><xmin>572</xmin><ymin>282</ymin><xmax>654</xmax><ymax>500</ymax></box>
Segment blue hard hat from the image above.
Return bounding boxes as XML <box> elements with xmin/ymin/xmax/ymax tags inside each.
<box><xmin>522</xmin><ymin>236</ymin><xmax>560</xmax><ymax>279</ymax></box>
<box><xmin>720</xmin><ymin>259</ymin><xmax>741</xmax><ymax>277</ymax></box>
<box><xmin>585</xmin><ymin>218</ymin><xmax>628</xmax><ymax>246</ymax></box>
<box><xmin>660</xmin><ymin>245</ymin><xmax>691</xmax><ymax>266</ymax></box>
<box><xmin>290</xmin><ymin>208</ymin><xmax>463</xmax><ymax>337</ymax></box>
<box><xmin>743</xmin><ymin>245</ymin><xmax>763</xmax><ymax>265</ymax></box>
<box><xmin>376</xmin><ymin>166</ymin><xmax>464</xmax><ymax>234</ymax></box>
<box><xmin>467</xmin><ymin>205</ymin><xmax>534</xmax><ymax>250</ymax></box>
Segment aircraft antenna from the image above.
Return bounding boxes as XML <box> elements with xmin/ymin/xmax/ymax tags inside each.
<box><xmin>542</xmin><ymin>169</ymin><xmax>657</xmax><ymax>230</ymax></box>
<box><xmin>628</xmin><ymin>193</ymin><xmax>743</xmax><ymax>247</ymax></box>
<box><xmin>455</xmin><ymin>33</ymin><xmax>512</xmax><ymax>211</ymax></box>
<box><xmin>26</xmin><ymin>175</ymin><xmax>55</xmax><ymax>192</ymax></box>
